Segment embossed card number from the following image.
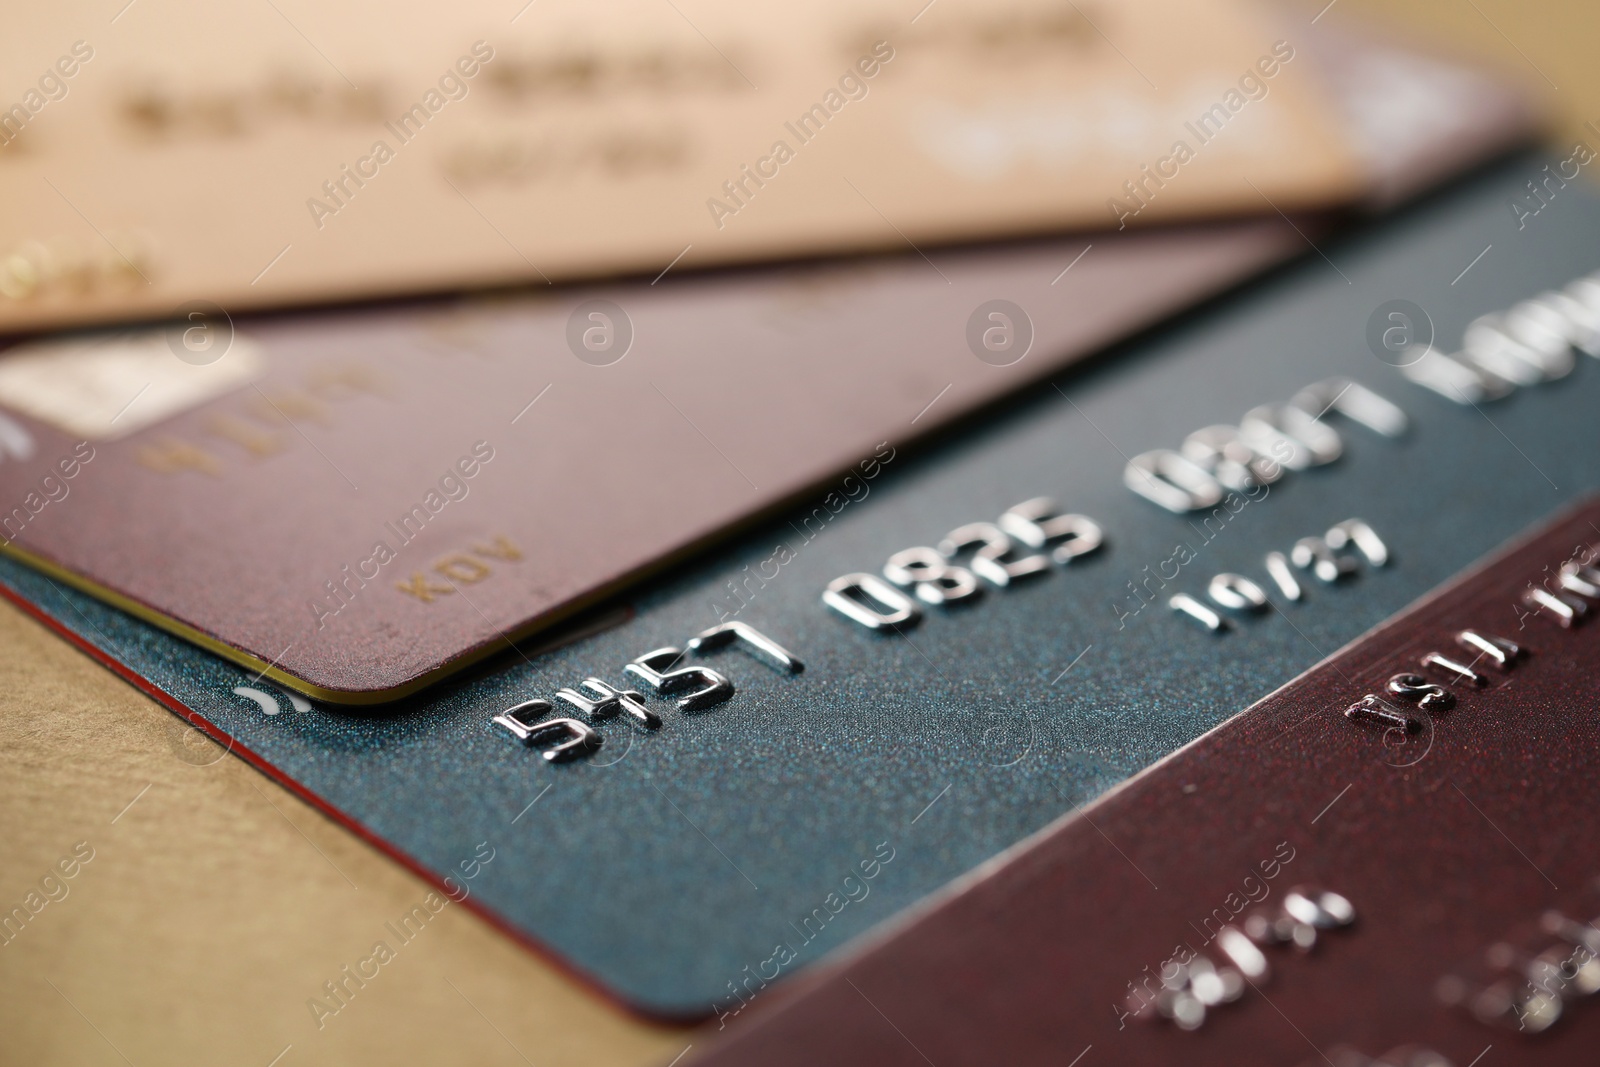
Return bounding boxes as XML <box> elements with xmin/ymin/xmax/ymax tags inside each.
<box><xmin>1398</xmin><ymin>267</ymin><xmax>1600</xmax><ymax>404</ymax></box>
<box><xmin>492</xmin><ymin>621</ymin><xmax>801</xmax><ymax>762</ymax></box>
<box><xmin>823</xmin><ymin>497</ymin><xmax>1104</xmax><ymax>632</ymax></box>
<box><xmin>1126</xmin><ymin>378</ymin><xmax>1407</xmax><ymax>514</ymax></box>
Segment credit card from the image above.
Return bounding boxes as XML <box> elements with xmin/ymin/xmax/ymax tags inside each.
<box><xmin>0</xmin><ymin>219</ymin><xmax>1304</xmax><ymax>703</ymax></box>
<box><xmin>687</xmin><ymin>495</ymin><xmax>1600</xmax><ymax>1066</ymax></box>
<box><xmin>3</xmin><ymin>151</ymin><xmax>1598</xmax><ymax>1021</ymax></box>
<box><xmin>0</xmin><ymin>0</ymin><xmax>1361</xmax><ymax>333</ymax></box>
<box><xmin>0</xmin><ymin>28</ymin><xmax>1534</xmax><ymax>702</ymax></box>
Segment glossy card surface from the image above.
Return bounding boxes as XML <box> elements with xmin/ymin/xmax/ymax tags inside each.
<box><xmin>4</xmin><ymin>153</ymin><xmax>1599</xmax><ymax>1018</ymax></box>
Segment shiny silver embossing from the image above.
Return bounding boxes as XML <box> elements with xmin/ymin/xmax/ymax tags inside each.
<box><xmin>1454</xmin><ymin>630</ymin><xmax>1522</xmax><ymax>670</ymax></box>
<box><xmin>1207</xmin><ymin>573</ymin><xmax>1268</xmax><ymax>613</ymax></box>
<box><xmin>1325</xmin><ymin>519</ymin><xmax>1389</xmax><ymax>567</ymax></box>
<box><xmin>997</xmin><ymin>497</ymin><xmax>1103</xmax><ymax>564</ymax></box>
<box><xmin>1239</xmin><ymin>403</ymin><xmax>1342</xmax><ymax>469</ymax></box>
<box><xmin>555</xmin><ymin>677</ymin><xmax>661</xmax><ymax>728</ymax></box>
<box><xmin>688</xmin><ymin>621</ymin><xmax>804</xmax><ymax>673</ymax></box>
<box><xmin>1246</xmin><ymin>886</ymin><xmax>1356</xmax><ymax>954</ymax></box>
<box><xmin>1283</xmin><ymin>887</ymin><xmax>1356</xmax><ymax>929</ymax></box>
<box><xmin>492</xmin><ymin>700</ymin><xmax>603</xmax><ymax>762</ymax></box>
<box><xmin>1170</xmin><ymin>593</ymin><xmax>1225</xmax><ymax>632</ymax></box>
<box><xmin>1522</xmin><ymin>586</ymin><xmax>1588</xmax><ymax>628</ymax></box>
<box><xmin>1420</xmin><ymin>652</ymin><xmax>1486</xmax><ymax>688</ymax></box>
<box><xmin>938</xmin><ymin>521</ymin><xmax>1048</xmax><ymax>587</ymax></box>
<box><xmin>1292</xmin><ymin>536</ymin><xmax>1358</xmax><ymax>583</ymax></box>
<box><xmin>1386</xmin><ymin>672</ymin><xmax>1455</xmax><ymax>712</ymax></box>
<box><xmin>1396</xmin><ymin>267</ymin><xmax>1600</xmax><ymax>404</ymax></box>
<box><xmin>1400</xmin><ymin>348</ymin><xmax>1514</xmax><ymax>404</ymax></box>
<box><xmin>1126</xmin><ymin>449</ymin><xmax>1224</xmax><ymax>513</ymax></box>
<box><xmin>884</xmin><ymin>546</ymin><xmax>981</xmax><ymax>604</ymax></box>
<box><xmin>625</xmin><ymin>647</ymin><xmax>734</xmax><ymax>711</ymax></box>
<box><xmin>1463</xmin><ymin>312</ymin><xmax>1573</xmax><ymax>384</ymax></box>
<box><xmin>1215</xmin><ymin>927</ymin><xmax>1269</xmax><ymax>980</ymax></box>
<box><xmin>1344</xmin><ymin>693</ymin><xmax>1418</xmax><ymax>732</ymax></box>
<box><xmin>1263</xmin><ymin>550</ymin><xmax>1302</xmax><ymax>601</ymax></box>
<box><xmin>1290</xmin><ymin>378</ymin><xmax>1409</xmax><ymax>438</ymax></box>
<box><xmin>822</xmin><ymin>572</ymin><xmax>922</xmax><ymax>631</ymax></box>
<box><xmin>1181</xmin><ymin>424</ymin><xmax>1280</xmax><ymax>491</ymax></box>
<box><xmin>1558</xmin><ymin>561</ymin><xmax>1600</xmax><ymax>599</ymax></box>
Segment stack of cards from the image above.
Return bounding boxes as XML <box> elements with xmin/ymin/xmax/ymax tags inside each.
<box><xmin>0</xmin><ymin>8</ymin><xmax>1533</xmax><ymax>703</ymax></box>
<box><xmin>7</xmin><ymin>2</ymin><xmax>1588</xmax><ymax>1063</ymax></box>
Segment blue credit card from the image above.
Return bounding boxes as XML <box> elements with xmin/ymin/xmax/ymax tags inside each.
<box><xmin>5</xmin><ymin>151</ymin><xmax>1599</xmax><ymax>1018</ymax></box>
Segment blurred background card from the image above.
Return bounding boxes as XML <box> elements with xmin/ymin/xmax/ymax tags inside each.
<box><xmin>0</xmin><ymin>0</ymin><xmax>1362</xmax><ymax>332</ymax></box>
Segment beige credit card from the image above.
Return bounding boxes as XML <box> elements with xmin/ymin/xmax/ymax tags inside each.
<box><xmin>0</xmin><ymin>0</ymin><xmax>1361</xmax><ymax>333</ymax></box>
